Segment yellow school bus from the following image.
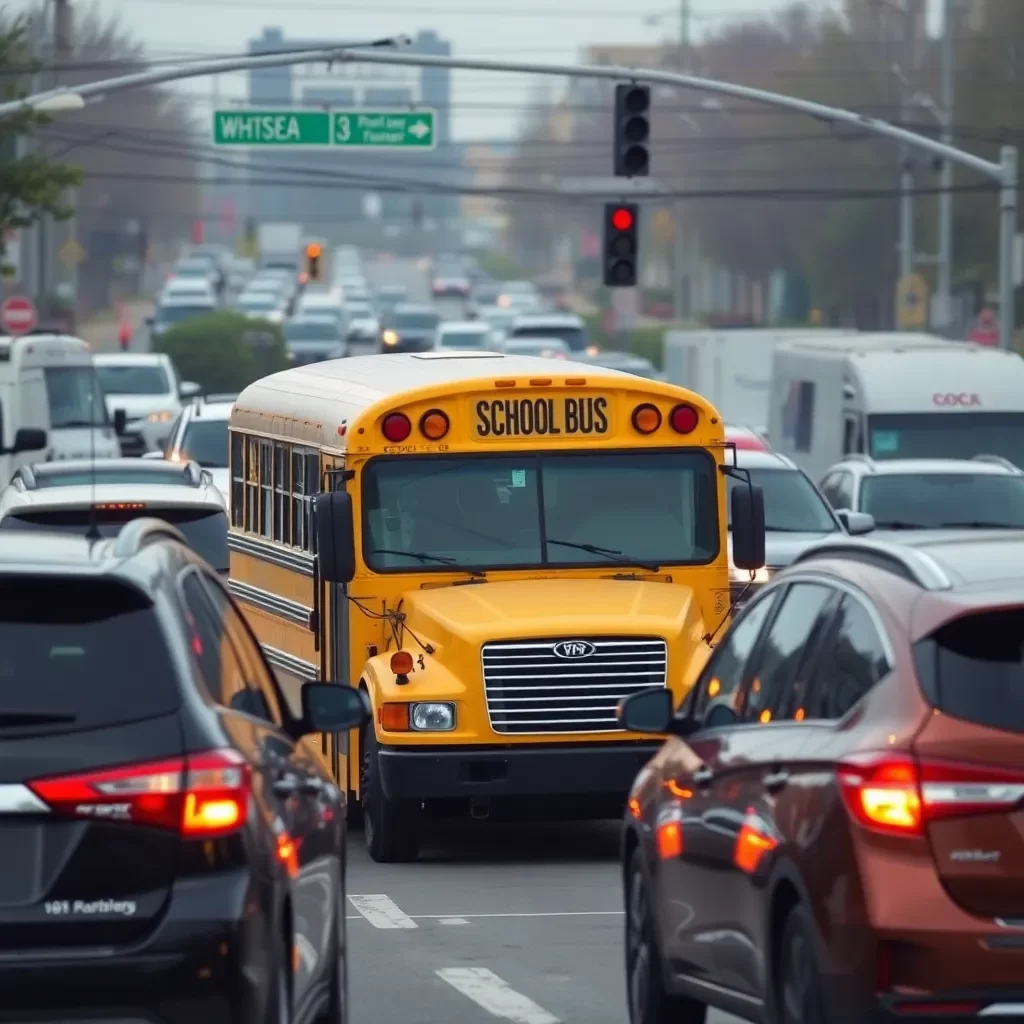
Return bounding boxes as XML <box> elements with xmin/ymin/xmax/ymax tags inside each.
<box><xmin>228</xmin><ymin>351</ymin><xmax>765</xmax><ymax>862</ymax></box>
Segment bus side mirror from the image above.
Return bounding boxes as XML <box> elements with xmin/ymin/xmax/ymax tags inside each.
<box><xmin>6</xmin><ymin>427</ymin><xmax>48</xmax><ymax>454</ymax></box>
<box><xmin>315</xmin><ymin>491</ymin><xmax>355</xmax><ymax>584</ymax></box>
<box><xmin>113</xmin><ymin>409</ymin><xmax>127</xmax><ymax>435</ymax></box>
<box><xmin>731</xmin><ymin>483</ymin><xmax>766</xmax><ymax>571</ymax></box>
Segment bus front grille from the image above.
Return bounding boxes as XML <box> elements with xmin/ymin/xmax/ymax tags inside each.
<box><xmin>481</xmin><ymin>636</ymin><xmax>668</xmax><ymax>735</ymax></box>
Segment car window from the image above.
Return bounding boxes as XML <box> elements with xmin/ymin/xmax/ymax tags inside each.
<box><xmin>807</xmin><ymin>595</ymin><xmax>890</xmax><ymax>720</ymax></box>
<box><xmin>726</xmin><ymin>469</ymin><xmax>836</xmax><ymax>533</ymax></box>
<box><xmin>739</xmin><ymin>582</ymin><xmax>835</xmax><ymax>723</ymax></box>
<box><xmin>861</xmin><ymin>473</ymin><xmax>1024</xmax><ymax>529</ymax></box>
<box><xmin>198</xmin><ymin>574</ymin><xmax>283</xmax><ymax>727</ymax></box>
<box><xmin>832</xmin><ymin>473</ymin><xmax>855</xmax><ymax>509</ymax></box>
<box><xmin>180</xmin><ymin>573</ymin><xmax>259</xmax><ymax>715</ymax></box>
<box><xmin>690</xmin><ymin>589</ymin><xmax>780</xmax><ymax>723</ymax></box>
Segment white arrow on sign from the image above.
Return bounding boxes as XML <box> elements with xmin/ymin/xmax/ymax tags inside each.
<box><xmin>408</xmin><ymin>120</ymin><xmax>430</xmax><ymax>139</ymax></box>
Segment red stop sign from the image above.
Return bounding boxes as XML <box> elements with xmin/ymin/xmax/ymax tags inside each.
<box><xmin>1</xmin><ymin>295</ymin><xmax>37</xmax><ymax>336</ymax></box>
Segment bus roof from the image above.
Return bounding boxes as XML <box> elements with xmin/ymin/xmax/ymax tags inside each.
<box><xmin>233</xmin><ymin>351</ymin><xmax>647</xmax><ymax>449</ymax></box>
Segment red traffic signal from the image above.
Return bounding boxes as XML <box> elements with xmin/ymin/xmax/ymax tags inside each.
<box><xmin>611</xmin><ymin>207</ymin><xmax>634</xmax><ymax>231</ymax></box>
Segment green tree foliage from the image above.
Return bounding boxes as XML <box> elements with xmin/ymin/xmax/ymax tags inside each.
<box><xmin>0</xmin><ymin>17</ymin><xmax>81</xmax><ymax>256</ymax></box>
<box><xmin>154</xmin><ymin>311</ymin><xmax>290</xmax><ymax>394</ymax></box>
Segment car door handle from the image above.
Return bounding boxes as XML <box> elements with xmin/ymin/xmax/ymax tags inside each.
<box><xmin>762</xmin><ymin>770</ymin><xmax>790</xmax><ymax>793</ymax></box>
<box><xmin>693</xmin><ymin>766</ymin><xmax>714</xmax><ymax>787</ymax></box>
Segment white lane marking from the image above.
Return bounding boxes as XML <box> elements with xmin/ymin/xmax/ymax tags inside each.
<box><xmin>346</xmin><ymin>909</ymin><xmax>622</xmax><ymax>922</ymax></box>
<box><xmin>347</xmin><ymin>894</ymin><xmax>418</xmax><ymax>929</ymax></box>
<box><xmin>439</xmin><ymin>917</ymin><xmax>470</xmax><ymax>925</ymax></box>
<box><xmin>437</xmin><ymin>967</ymin><xmax>561</xmax><ymax>1024</ymax></box>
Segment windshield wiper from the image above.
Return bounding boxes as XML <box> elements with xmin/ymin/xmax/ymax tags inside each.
<box><xmin>369</xmin><ymin>548</ymin><xmax>485</xmax><ymax>578</ymax></box>
<box><xmin>938</xmin><ymin>521</ymin><xmax>1023</xmax><ymax>529</ymax></box>
<box><xmin>546</xmin><ymin>538</ymin><xmax>661</xmax><ymax>573</ymax></box>
<box><xmin>54</xmin><ymin>419</ymin><xmax>104</xmax><ymax>429</ymax></box>
<box><xmin>0</xmin><ymin>709</ymin><xmax>77</xmax><ymax>727</ymax></box>
<box><xmin>873</xmin><ymin>521</ymin><xmax>928</xmax><ymax>530</ymax></box>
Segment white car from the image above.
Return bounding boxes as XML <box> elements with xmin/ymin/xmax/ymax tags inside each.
<box><xmin>94</xmin><ymin>352</ymin><xmax>200</xmax><ymax>456</ymax></box>
<box><xmin>343</xmin><ymin>299</ymin><xmax>380</xmax><ymax>345</ymax></box>
<box><xmin>434</xmin><ymin>320</ymin><xmax>494</xmax><ymax>351</ymax></box>
<box><xmin>155</xmin><ymin>394</ymin><xmax>234</xmax><ymax>506</ymax></box>
<box><xmin>337</xmin><ymin>277</ymin><xmax>370</xmax><ymax>302</ymax></box>
<box><xmin>0</xmin><ymin>458</ymin><xmax>229</xmax><ymax>573</ymax></box>
<box><xmin>236</xmin><ymin>291</ymin><xmax>286</xmax><ymax>323</ymax></box>
<box><xmin>498</xmin><ymin>336</ymin><xmax>571</xmax><ymax>359</ymax></box>
<box><xmin>148</xmin><ymin>296</ymin><xmax>217</xmax><ymax>342</ymax></box>
<box><xmin>507</xmin><ymin>311</ymin><xmax>595</xmax><ymax>358</ymax></box>
<box><xmin>298</xmin><ymin>291</ymin><xmax>345</xmax><ymax>324</ymax></box>
<box><xmin>160</xmin><ymin>276</ymin><xmax>216</xmax><ymax>305</ymax></box>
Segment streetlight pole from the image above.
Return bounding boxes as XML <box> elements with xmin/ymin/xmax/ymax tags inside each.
<box><xmin>937</xmin><ymin>0</ymin><xmax>955</xmax><ymax>334</ymax></box>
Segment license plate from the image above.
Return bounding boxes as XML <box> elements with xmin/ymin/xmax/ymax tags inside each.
<box><xmin>473</xmin><ymin>395</ymin><xmax>612</xmax><ymax>440</ymax></box>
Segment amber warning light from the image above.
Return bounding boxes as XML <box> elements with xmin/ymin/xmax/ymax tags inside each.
<box><xmin>305</xmin><ymin>243</ymin><xmax>321</xmax><ymax>258</ymax></box>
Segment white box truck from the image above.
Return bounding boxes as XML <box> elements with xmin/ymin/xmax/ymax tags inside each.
<box><xmin>257</xmin><ymin>222</ymin><xmax>302</xmax><ymax>274</ymax></box>
<box><xmin>662</xmin><ymin>328</ymin><xmax>856</xmax><ymax>432</ymax></box>
<box><xmin>768</xmin><ymin>332</ymin><xmax>1024</xmax><ymax>480</ymax></box>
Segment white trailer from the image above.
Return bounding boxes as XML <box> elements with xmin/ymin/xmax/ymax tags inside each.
<box><xmin>257</xmin><ymin>222</ymin><xmax>302</xmax><ymax>272</ymax></box>
<box><xmin>662</xmin><ymin>328</ymin><xmax>856</xmax><ymax>431</ymax></box>
<box><xmin>768</xmin><ymin>332</ymin><xmax>1024</xmax><ymax>480</ymax></box>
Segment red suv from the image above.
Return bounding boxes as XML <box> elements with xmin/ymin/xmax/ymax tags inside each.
<box><xmin>618</xmin><ymin>531</ymin><xmax>1024</xmax><ymax>1024</ymax></box>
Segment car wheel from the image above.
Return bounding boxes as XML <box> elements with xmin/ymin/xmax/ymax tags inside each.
<box><xmin>314</xmin><ymin>900</ymin><xmax>344</xmax><ymax>1024</ymax></box>
<box><xmin>625</xmin><ymin>849</ymin><xmax>706</xmax><ymax>1024</ymax></box>
<box><xmin>776</xmin><ymin>904</ymin><xmax>828</xmax><ymax>1024</ymax></box>
<box><xmin>360</xmin><ymin>723</ymin><xmax>421</xmax><ymax>863</ymax></box>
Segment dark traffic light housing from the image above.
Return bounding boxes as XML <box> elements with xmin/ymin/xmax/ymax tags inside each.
<box><xmin>613</xmin><ymin>84</ymin><xmax>650</xmax><ymax>178</ymax></box>
<box><xmin>603</xmin><ymin>202</ymin><xmax>638</xmax><ymax>287</ymax></box>
<box><xmin>305</xmin><ymin>242</ymin><xmax>322</xmax><ymax>281</ymax></box>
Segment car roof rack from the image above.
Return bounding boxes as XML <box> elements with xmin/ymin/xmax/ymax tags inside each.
<box><xmin>971</xmin><ymin>453</ymin><xmax>1020</xmax><ymax>472</ymax></box>
<box><xmin>112</xmin><ymin>517</ymin><xmax>187</xmax><ymax>558</ymax></box>
<box><xmin>790</xmin><ymin>537</ymin><xmax>952</xmax><ymax>591</ymax></box>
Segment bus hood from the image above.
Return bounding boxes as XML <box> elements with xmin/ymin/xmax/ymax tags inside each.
<box><xmin>399</xmin><ymin>576</ymin><xmax>704</xmax><ymax>649</ymax></box>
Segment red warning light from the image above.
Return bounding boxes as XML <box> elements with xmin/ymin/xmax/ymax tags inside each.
<box><xmin>611</xmin><ymin>207</ymin><xmax>634</xmax><ymax>231</ymax></box>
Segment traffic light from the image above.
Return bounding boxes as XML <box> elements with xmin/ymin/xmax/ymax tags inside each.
<box><xmin>613</xmin><ymin>84</ymin><xmax>650</xmax><ymax>178</ymax></box>
<box><xmin>603</xmin><ymin>203</ymin><xmax>639</xmax><ymax>287</ymax></box>
<box><xmin>305</xmin><ymin>242</ymin><xmax>322</xmax><ymax>281</ymax></box>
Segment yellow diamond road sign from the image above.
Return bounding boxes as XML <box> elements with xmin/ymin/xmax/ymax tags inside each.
<box><xmin>896</xmin><ymin>272</ymin><xmax>928</xmax><ymax>329</ymax></box>
<box><xmin>58</xmin><ymin>238</ymin><xmax>86</xmax><ymax>267</ymax></box>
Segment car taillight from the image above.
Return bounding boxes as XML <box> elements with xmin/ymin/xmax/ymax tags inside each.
<box><xmin>28</xmin><ymin>749</ymin><xmax>250</xmax><ymax>839</ymax></box>
<box><xmin>837</xmin><ymin>753</ymin><xmax>1024</xmax><ymax>836</ymax></box>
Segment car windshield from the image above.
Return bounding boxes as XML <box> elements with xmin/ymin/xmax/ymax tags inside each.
<box><xmin>175</xmin><ymin>263</ymin><xmax>209</xmax><ymax>276</ymax></box>
<box><xmin>513</xmin><ymin>324</ymin><xmax>586</xmax><ymax>351</ymax></box>
<box><xmin>157</xmin><ymin>305</ymin><xmax>213</xmax><ymax>324</ymax></box>
<box><xmin>347</xmin><ymin>303</ymin><xmax>372</xmax><ymax>318</ymax></box>
<box><xmin>238</xmin><ymin>296</ymin><xmax>277</xmax><ymax>310</ymax></box>
<box><xmin>286</xmin><ymin>320</ymin><xmax>341</xmax><ymax>340</ymax></box>
<box><xmin>868</xmin><ymin>412</ymin><xmax>1024</xmax><ymax>466</ymax></box>
<box><xmin>861</xmin><ymin>473</ymin><xmax>1024</xmax><ymax>528</ymax></box>
<box><xmin>474</xmin><ymin>286</ymin><xmax>502</xmax><ymax>304</ymax></box>
<box><xmin>504</xmin><ymin>341</ymin><xmax>569</xmax><ymax>357</ymax></box>
<box><xmin>362</xmin><ymin>451</ymin><xmax>718</xmax><ymax>572</ymax></box>
<box><xmin>438</xmin><ymin>329</ymin><xmax>488</xmax><ymax>348</ymax></box>
<box><xmin>44</xmin><ymin>367</ymin><xmax>109</xmax><ymax>428</ymax></box>
<box><xmin>726</xmin><ymin>468</ymin><xmax>837</xmax><ymax>533</ymax></box>
<box><xmin>96</xmin><ymin>364</ymin><xmax>170</xmax><ymax>396</ymax></box>
<box><xmin>181</xmin><ymin>419</ymin><xmax>229</xmax><ymax>467</ymax></box>
<box><xmin>394</xmin><ymin>311</ymin><xmax>441</xmax><ymax>330</ymax></box>
<box><xmin>0</xmin><ymin>506</ymin><xmax>228</xmax><ymax>572</ymax></box>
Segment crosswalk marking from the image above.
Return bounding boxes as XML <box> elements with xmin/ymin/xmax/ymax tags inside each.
<box><xmin>436</xmin><ymin>967</ymin><xmax>561</xmax><ymax>1024</ymax></box>
<box><xmin>347</xmin><ymin>894</ymin><xmax>418</xmax><ymax>929</ymax></box>
<box><xmin>346</xmin><ymin>909</ymin><xmax>622</xmax><ymax>922</ymax></box>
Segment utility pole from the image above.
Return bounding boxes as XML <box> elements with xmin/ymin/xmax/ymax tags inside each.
<box><xmin>897</xmin><ymin>0</ymin><xmax>916</xmax><ymax>301</ymax></box>
<box><xmin>936</xmin><ymin>0</ymin><xmax>955</xmax><ymax>334</ymax></box>
<box><xmin>50</xmin><ymin>0</ymin><xmax>76</xmax><ymax>320</ymax></box>
<box><xmin>672</xmin><ymin>0</ymin><xmax>691</xmax><ymax>321</ymax></box>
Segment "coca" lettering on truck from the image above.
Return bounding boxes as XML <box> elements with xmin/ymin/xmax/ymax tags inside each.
<box><xmin>933</xmin><ymin>393</ymin><xmax>981</xmax><ymax>407</ymax></box>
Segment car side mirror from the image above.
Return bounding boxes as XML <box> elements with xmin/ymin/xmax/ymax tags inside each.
<box><xmin>838</xmin><ymin>510</ymin><xmax>875</xmax><ymax>536</ymax></box>
<box><xmin>180</xmin><ymin>380</ymin><xmax>201</xmax><ymax>399</ymax></box>
<box><xmin>704</xmin><ymin>701</ymin><xmax>738</xmax><ymax>730</ymax></box>
<box><xmin>617</xmin><ymin>687</ymin><xmax>675</xmax><ymax>734</ymax></box>
<box><xmin>7</xmin><ymin>427</ymin><xmax>48</xmax><ymax>454</ymax></box>
<box><xmin>730</xmin><ymin>482</ymin><xmax>766</xmax><ymax>571</ymax></box>
<box><xmin>315</xmin><ymin>490</ymin><xmax>356</xmax><ymax>584</ymax></box>
<box><xmin>299</xmin><ymin>682</ymin><xmax>370</xmax><ymax>735</ymax></box>
<box><xmin>113</xmin><ymin>409</ymin><xmax>127</xmax><ymax>435</ymax></box>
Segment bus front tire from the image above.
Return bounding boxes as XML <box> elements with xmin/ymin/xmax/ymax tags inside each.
<box><xmin>360</xmin><ymin>724</ymin><xmax>421</xmax><ymax>863</ymax></box>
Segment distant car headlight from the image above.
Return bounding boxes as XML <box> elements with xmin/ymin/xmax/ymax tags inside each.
<box><xmin>382</xmin><ymin>329</ymin><xmax>398</xmax><ymax>345</ymax></box>
<box><xmin>585</xmin><ymin>344</ymin><xmax>600</xmax><ymax>357</ymax></box>
<box><xmin>729</xmin><ymin>564</ymin><xmax>770</xmax><ymax>585</ymax></box>
<box><xmin>410</xmin><ymin>702</ymin><xmax>456</xmax><ymax>731</ymax></box>
<box><xmin>147</xmin><ymin>409</ymin><xmax>175</xmax><ymax>423</ymax></box>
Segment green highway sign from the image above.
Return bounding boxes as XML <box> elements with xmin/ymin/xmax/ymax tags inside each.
<box><xmin>212</xmin><ymin>108</ymin><xmax>437</xmax><ymax>149</ymax></box>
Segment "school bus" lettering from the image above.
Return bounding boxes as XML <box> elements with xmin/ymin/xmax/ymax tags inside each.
<box><xmin>475</xmin><ymin>396</ymin><xmax>610</xmax><ymax>438</ymax></box>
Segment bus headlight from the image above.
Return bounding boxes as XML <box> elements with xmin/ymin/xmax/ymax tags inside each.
<box><xmin>410</xmin><ymin>702</ymin><xmax>456</xmax><ymax>731</ymax></box>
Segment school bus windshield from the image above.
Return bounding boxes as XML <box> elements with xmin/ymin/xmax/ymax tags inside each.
<box><xmin>362</xmin><ymin>450</ymin><xmax>720</xmax><ymax>572</ymax></box>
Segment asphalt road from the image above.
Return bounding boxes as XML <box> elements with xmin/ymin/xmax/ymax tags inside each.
<box><xmin>346</xmin><ymin>820</ymin><xmax>746</xmax><ymax>1024</ymax></box>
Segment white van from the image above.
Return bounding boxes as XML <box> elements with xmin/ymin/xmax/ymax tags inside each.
<box><xmin>0</xmin><ymin>334</ymin><xmax>121</xmax><ymax>477</ymax></box>
<box><xmin>769</xmin><ymin>332</ymin><xmax>1024</xmax><ymax>480</ymax></box>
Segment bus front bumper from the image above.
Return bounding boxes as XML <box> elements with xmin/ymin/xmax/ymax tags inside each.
<box><xmin>377</xmin><ymin>741</ymin><xmax>660</xmax><ymax>801</ymax></box>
